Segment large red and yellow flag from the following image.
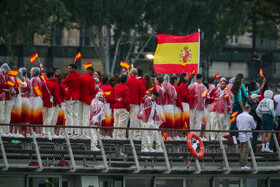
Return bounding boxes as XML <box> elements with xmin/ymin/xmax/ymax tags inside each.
<box><xmin>8</xmin><ymin>69</ymin><xmax>19</xmax><ymax>77</ymax></box>
<box><xmin>30</xmin><ymin>53</ymin><xmax>39</xmax><ymax>64</ymax></box>
<box><xmin>154</xmin><ymin>31</ymin><xmax>200</xmax><ymax>74</ymax></box>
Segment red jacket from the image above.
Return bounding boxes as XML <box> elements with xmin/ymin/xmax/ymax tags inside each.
<box><xmin>174</xmin><ymin>85</ymin><xmax>183</xmax><ymax>110</ymax></box>
<box><xmin>31</xmin><ymin>76</ymin><xmax>42</xmax><ymax>98</ymax></box>
<box><xmin>188</xmin><ymin>81</ymin><xmax>207</xmax><ymax>110</ymax></box>
<box><xmin>102</xmin><ymin>84</ymin><xmax>114</xmax><ymax>104</ymax></box>
<box><xmin>138</xmin><ymin>77</ymin><xmax>146</xmax><ymax>89</ymax></box>
<box><xmin>5</xmin><ymin>76</ymin><xmax>16</xmax><ymax>100</ymax></box>
<box><xmin>179</xmin><ymin>82</ymin><xmax>194</xmax><ymax>103</ymax></box>
<box><xmin>59</xmin><ymin>83</ymin><xmax>68</xmax><ymax>103</ymax></box>
<box><xmin>109</xmin><ymin>82</ymin><xmax>130</xmax><ymax>111</ymax></box>
<box><xmin>42</xmin><ymin>79</ymin><xmax>61</xmax><ymax>107</ymax></box>
<box><xmin>79</xmin><ymin>73</ymin><xmax>98</xmax><ymax>105</ymax></box>
<box><xmin>126</xmin><ymin>76</ymin><xmax>145</xmax><ymax>105</ymax></box>
<box><xmin>138</xmin><ymin>97</ymin><xmax>161</xmax><ymax>123</ymax></box>
<box><xmin>62</xmin><ymin>70</ymin><xmax>81</xmax><ymax>100</ymax></box>
<box><xmin>21</xmin><ymin>77</ymin><xmax>31</xmax><ymax>98</ymax></box>
<box><xmin>0</xmin><ymin>71</ymin><xmax>6</xmax><ymax>101</ymax></box>
<box><xmin>209</xmin><ymin>88</ymin><xmax>231</xmax><ymax>114</ymax></box>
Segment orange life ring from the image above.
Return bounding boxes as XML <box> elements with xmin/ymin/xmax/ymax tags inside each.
<box><xmin>187</xmin><ymin>132</ymin><xmax>205</xmax><ymax>159</ymax></box>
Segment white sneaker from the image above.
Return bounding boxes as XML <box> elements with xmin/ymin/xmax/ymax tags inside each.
<box><xmin>52</xmin><ymin>134</ymin><xmax>59</xmax><ymax>139</ymax></box>
<box><xmin>265</xmin><ymin>148</ymin><xmax>274</xmax><ymax>153</ymax></box>
<box><xmin>210</xmin><ymin>137</ymin><xmax>215</xmax><ymax>141</ymax></box>
<box><xmin>261</xmin><ymin>148</ymin><xmax>266</xmax><ymax>153</ymax></box>
<box><xmin>156</xmin><ymin>148</ymin><xmax>163</xmax><ymax>152</ymax></box>
<box><xmin>91</xmin><ymin>147</ymin><xmax>100</xmax><ymax>151</ymax></box>
<box><xmin>149</xmin><ymin>148</ymin><xmax>156</xmax><ymax>152</ymax></box>
<box><xmin>141</xmin><ymin>148</ymin><xmax>149</xmax><ymax>152</ymax></box>
<box><xmin>180</xmin><ymin>137</ymin><xmax>186</xmax><ymax>141</ymax></box>
<box><xmin>48</xmin><ymin>132</ymin><xmax>52</xmax><ymax>140</ymax></box>
<box><xmin>221</xmin><ymin>137</ymin><xmax>227</xmax><ymax>141</ymax></box>
<box><xmin>241</xmin><ymin>165</ymin><xmax>251</xmax><ymax>170</ymax></box>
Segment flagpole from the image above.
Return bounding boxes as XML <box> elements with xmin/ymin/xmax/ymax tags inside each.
<box><xmin>197</xmin><ymin>28</ymin><xmax>200</xmax><ymax>73</ymax></box>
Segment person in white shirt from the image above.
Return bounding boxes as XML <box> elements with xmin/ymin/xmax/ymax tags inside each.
<box><xmin>236</xmin><ymin>105</ymin><xmax>256</xmax><ymax>170</ymax></box>
<box><xmin>256</xmin><ymin>90</ymin><xmax>275</xmax><ymax>153</ymax></box>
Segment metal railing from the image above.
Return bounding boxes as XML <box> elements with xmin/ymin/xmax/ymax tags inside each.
<box><xmin>0</xmin><ymin>124</ymin><xmax>279</xmax><ymax>174</ymax></box>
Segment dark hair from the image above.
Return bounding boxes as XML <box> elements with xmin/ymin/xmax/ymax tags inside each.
<box><xmin>156</xmin><ymin>76</ymin><xmax>164</xmax><ymax>84</ymax></box>
<box><xmin>244</xmin><ymin>104</ymin><xmax>251</xmax><ymax>111</ymax></box>
<box><xmin>86</xmin><ymin>67</ymin><xmax>94</xmax><ymax>72</ymax></box>
<box><xmin>144</xmin><ymin>74</ymin><xmax>153</xmax><ymax>91</ymax></box>
<box><xmin>102</xmin><ymin>76</ymin><xmax>109</xmax><ymax>85</ymax></box>
<box><xmin>196</xmin><ymin>74</ymin><xmax>203</xmax><ymax>79</ymax></box>
<box><xmin>231</xmin><ymin>80</ymin><xmax>242</xmax><ymax>95</ymax></box>
<box><xmin>152</xmin><ymin>92</ymin><xmax>159</xmax><ymax>97</ymax></box>
<box><xmin>235</xmin><ymin>73</ymin><xmax>244</xmax><ymax>81</ymax></box>
<box><xmin>69</xmin><ymin>64</ymin><xmax>77</xmax><ymax>69</ymax></box>
<box><xmin>46</xmin><ymin>71</ymin><xmax>54</xmax><ymax>78</ymax></box>
<box><xmin>108</xmin><ymin>74</ymin><xmax>119</xmax><ymax>87</ymax></box>
<box><xmin>208</xmin><ymin>77</ymin><xmax>215</xmax><ymax>84</ymax></box>
<box><xmin>178</xmin><ymin>73</ymin><xmax>188</xmax><ymax>86</ymax></box>
<box><xmin>170</xmin><ymin>76</ymin><xmax>178</xmax><ymax>85</ymax></box>
<box><xmin>248</xmin><ymin>81</ymin><xmax>257</xmax><ymax>93</ymax></box>
<box><xmin>137</xmin><ymin>68</ymin><xmax>144</xmax><ymax>77</ymax></box>
<box><xmin>53</xmin><ymin>67</ymin><xmax>60</xmax><ymax>72</ymax></box>
<box><xmin>95</xmin><ymin>71</ymin><xmax>101</xmax><ymax>78</ymax></box>
<box><xmin>120</xmin><ymin>75</ymin><xmax>127</xmax><ymax>83</ymax></box>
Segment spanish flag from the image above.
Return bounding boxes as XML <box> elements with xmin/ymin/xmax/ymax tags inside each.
<box><xmin>120</xmin><ymin>61</ymin><xmax>130</xmax><ymax>70</ymax></box>
<box><xmin>188</xmin><ymin>69</ymin><xmax>196</xmax><ymax>78</ymax></box>
<box><xmin>146</xmin><ymin>87</ymin><xmax>154</xmax><ymax>94</ymax></box>
<box><xmin>84</xmin><ymin>62</ymin><xmax>92</xmax><ymax>70</ymax></box>
<box><xmin>183</xmin><ymin>122</ymin><xmax>188</xmax><ymax>129</ymax></box>
<box><xmin>213</xmin><ymin>72</ymin><xmax>219</xmax><ymax>79</ymax></box>
<box><xmin>30</xmin><ymin>53</ymin><xmax>39</xmax><ymax>64</ymax></box>
<box><xmin>259</xmin><ymin>68</ymin><xmax>264</xmax><ymax>78</ymax></box>
<box><xmin>74</xmin><ymin>52</ymin><xmax>82</xmax><ymax>63</ymax></box>
<box><xmin>161</xmin><ymin>131</ymin><xmax>167</xmax><ymax>142</ymax></box>
<box><xmin>201</xmin><ymin>89</ymin><xmax>208</xmax><ymax>97</ymax></box>
<box><xmin>5</xmin><ymin>81</ymin><xmax>15</xmax><ymax>87</ymax></box>
<box><xmin>231</xmin><ymin>111</ymin><xmax>239</xmax><ymax>118</ymax></box>
<box><xmin>15</xmin><ymin>79</ymin><xmax>24</xmax><ymax>87</ymax></box>
<box><xmin>154</xmin><ymin>31</ymin><xmax>200</xmax><ymax>74</ymax></box>
<box><xmin>8</xmin><ymin>69</ymin><xmax>19</xmax><ymax>77</ymax></box>
<box><xmin>33</xmin><ymin>85</ymin><xmax>43</xmax><ymax>96</ymax></box>
<box><xmin>101</xmin><ymin>91</ymin><xmax>111</xmax><ymax>96</ymax></box>
<box><xmin>224</xmin><ymin>92</ymin><xmax>231</xmax><ymax>99</ymax></box>
<box><xmin>230</xmin><ymin>117</ymin><xmax>236</xmax><ymax>124</ymax></box>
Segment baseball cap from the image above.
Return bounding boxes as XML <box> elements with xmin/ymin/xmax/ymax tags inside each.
<box><xmin>251</xmin><ymin>94</ymin><xmax>261</xmax><ymax>100</ymax></box>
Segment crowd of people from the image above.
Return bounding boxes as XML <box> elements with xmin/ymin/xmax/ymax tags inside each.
<box><xmin>0</xmin><ymin>63</ymin><xmax>279</xmax><ymax>154</ymax></box>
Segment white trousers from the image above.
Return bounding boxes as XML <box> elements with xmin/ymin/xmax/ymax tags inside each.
<box><xmin>90</xmin><ymin>128</ymin><xmax>98</xmax><ymax>148</ymax></box>
<box><xmin>2</xmin><ymin>100</ymin><xmax>14</xmax><ymax>133</ymax></box>
<box><xmin>42</xmin><ymin>107</ymin><xmax>56</xmax><ymax>134</ymax></box>
<box><xmin>0</xmin><ymin>101</ymin><xmax>4</xmax><ymax>133</ymax></box>
<box><xmin>141</xmin><ymin>120</ymin><xmax>162</xmax><ymax>150</ymax></box>
<box><xmin>65</xmin><ymin>99</ymin><xmax>79</xmax><ymax>135</ymax></box>
<box><xmin>79</xmin><ymin>102</ymin><xmax>90</xmax><ymax>135</ymax></box>
<box><xmin>207</xmin><ymin>111</ymin><xmax>227</xmax><ymax>139</ymax></box>
<box><xmin>50</xmin><ymin>105</ymin><xmax>59</xmax><ymax>126</ymax></box>
<box><xmin>129</xmin><ymin>104</ymin><xmax>140</xmax><ymax>138</ymax></box>
<box><xmin>190</xmin><ymin>109</ymin><xmax>204</xmax><ymax>133</ymax></box>
<box><xmin>113</xmin><ymin>109</ymin><xmax>129</xmax><ymax>138</ymax></box>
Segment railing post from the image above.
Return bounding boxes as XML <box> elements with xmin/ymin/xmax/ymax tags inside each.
<box><xmin>0</xmin><ymin>134</ymin><xmax>9</xmax><ymax>171</ymax></box>
<box><xmin>246</xmin><ymin>133</ymin><xmax>258</xmax><ymax>174</ymax></box>
<box><xmin>129</xmin><ymin>133</ymin><xmax>140</xmax><ymax>173</ymax></box>
<box><xmin>159</xmin><ymin>131</ymin><xmax>171</xmax><ymax>174</ymax></box>
<box><xmin>97</xmin><ymin>128</ymin><xmax>109</xmax><ymax>172</ymax></box>
<box><xmin>64</xmin><ymin>129</ymin><xmax>76</xmax><ymax>172</ymax></box>
<box><xmin>273</xmin><ymin>133</ymin><xmax>280</xmax><ymax>161</ymax></box>
<box><xmin>218</xmin><ymin>134</ymin><xmax>230</xmax><ymax>174</ymax></box>
<box><xmin>31</xmin><ymin>128</ymin><xmax>43</xmax><ymax>172</ymax></box>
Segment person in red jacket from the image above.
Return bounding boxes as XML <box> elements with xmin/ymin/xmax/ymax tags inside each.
<box><xmin>61</xmin><ymin>64</ymin><xmax>81</xmax><ymax>135</ymax></box>
<box><xmin>79</xmin><ymin>67</ymin><xmax>98</xmax><ymax>136</ymax></box>
<box><xmin>178</xmin><ymin>73</ymin><xmax>195</xmax><ymax>132</ymax></box>
<box><xmin>0</xmin><ymin>63</ymin><xmax>10</xmax><ymax>134</ymax></box>
<box><xmin>94</xmin><ymin>71</ymin><xmax>103</xmax><ymax>88</ymax></box>
<box><xmin>50</xmin><ymin>67</ymin><xmax>62</xmax><ymax>127</ymax></box>
<box><xmin>42</xmin><ymin>72</ymin><xmax>61</xmax><ymax>138</ymax></box>
<box><xmin>136</xmin><ymin>68</ymin><xmax>146</xmax><ymax>89</ymax></box>
<box><xmin>126</xmin><ymin>68</ymin><xmax>145</xmax><ymax>139</ymax></box>
<box><xmin>109</xmin><ymin>75</ymin><xmax>130</xmax><ymax>139</ymax></box>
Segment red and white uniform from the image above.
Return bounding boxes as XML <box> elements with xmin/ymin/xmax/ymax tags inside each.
<box><xmin>126</xmin><ymin>76</ymin><xmax>145</xmax><ymax>138</ymax></box>
<box><xmin>188</xmin><ymin>81</ymin><xmax>207</xmax><ymax>131</ymax></box>
<box><xmin>179</xmin><ymin>82</ymin><xmax>193</xmax><ymax>130</ymax></box>
<box><xmin>30</xmin><ymin>76</ymin><xmax>43</xmax><ymax>125</ymax></box>
<box><xmin>0</xmin><ymin>71</ymin><xmax>6</xmax><ymax>126</ymax></box>
<box><xmin>109</xmin><ymin>82</ymin><xmax>130</xmax><ymax>138</ymax></box>
<box><xmin>62</xmin><ymin>70</ymin><xmax>81</xmax><ymax>134</ymax></box>
<box><xmin>20</xmin><ymin>77</ymin><xmax>32</xmax><ymax>126</ymax></box>
<box><xmin>79</xmin><ymin>72</ymin><xmax>98</xmax><ymax>135</ymax></box>
<box><xmin>102</xmin><ymin>84</ymin><xmax>114</xmax><ymax>129</ymax></box>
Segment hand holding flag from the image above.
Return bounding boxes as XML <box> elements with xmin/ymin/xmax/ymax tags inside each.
<box><xmin>74</xmin><ymin>52</ymin><xmax>82</xmax><ymax>63</ymax></box>
<box><xmin>146</xmin><ymin>87</ymin><xmax>154</xmax><ymax>94</ymax></box>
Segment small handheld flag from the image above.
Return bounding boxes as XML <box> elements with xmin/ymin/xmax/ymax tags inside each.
<box><xmin>231</xmin><ymin>111</ymin><xmax>239</xmax><ymax>118</ymax></box>
<box><xmin>74</xmin><ymin>52</ymin><xmax>82</xmax><ymax>63</ymax></box>
<box><xmin>8</xmin><ymin>69</ymin><xmax>19</xmax><ymax>77</ymax></box>
<box><xmin>5</xmin><ymin>81</ymin><xmax>15</xmax><ymax>87</ymax></box>
<box><xmin>146</xmin><ymin>87</ymin><xmax>154</xmax><ymax>94</ymax></box>
<box><xmin>33</xmin><ymin>85</ymin><xmax>43</xmax><ymax>96</ymax></box>
<box><xmin>84</xmin><ymin>62</ymin><xmax>92</xmax><ymax>70</ymax></box>
<box><xmin>259</xmin><ymin>68</ymin><xmax>264</xmax><ymax>78</ymax></box>
<box><xmin>213</xmin><ymin>72</ymin><xmax>219</xmax><ymax>79</ymax></box>
<box><xmin>30</xmin><ymin>53</ymin><xmax>39</xmax><ymax>64</ymax></box>
<box><xmin>188</xmin><ymin>69</ymin><xmax>196</xmax><ymax>78</ymax></box>
<box><xmin>224</xmin><ymin>92</ymin><xmax>231</xmax><ymax>99</ymax></box>
<box><xmin>202</xmin><ymin>89</ymin><xmax>208</xmax><ymax>97</ymax></box>
<box><xmin>161</xmin><ymin>131</ymin><xmax>167</xmax><ymax>142</ymax></box>
<box><xmin>15</xmin><ymin>79</ymin><xmax>24</xmax><ymax>87</ymax></box>
<box><xmin>120</xmin><ymin>61</ymin><xmax>130</xmax><ymax>70</ymax></box>
<box><xmin>230</xmin><ymin>117</ymin><xmax>236</xmax><ymax>124</ymax></box>
<box><xmin>101</xmin><ymin>91</ymin><xmax>112</xmax><ymax>96</ymax></box>
<box><xmin>40</xmin><ymin>75</ymin><xmax>46</xmax><ymax>81</ymax></box>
